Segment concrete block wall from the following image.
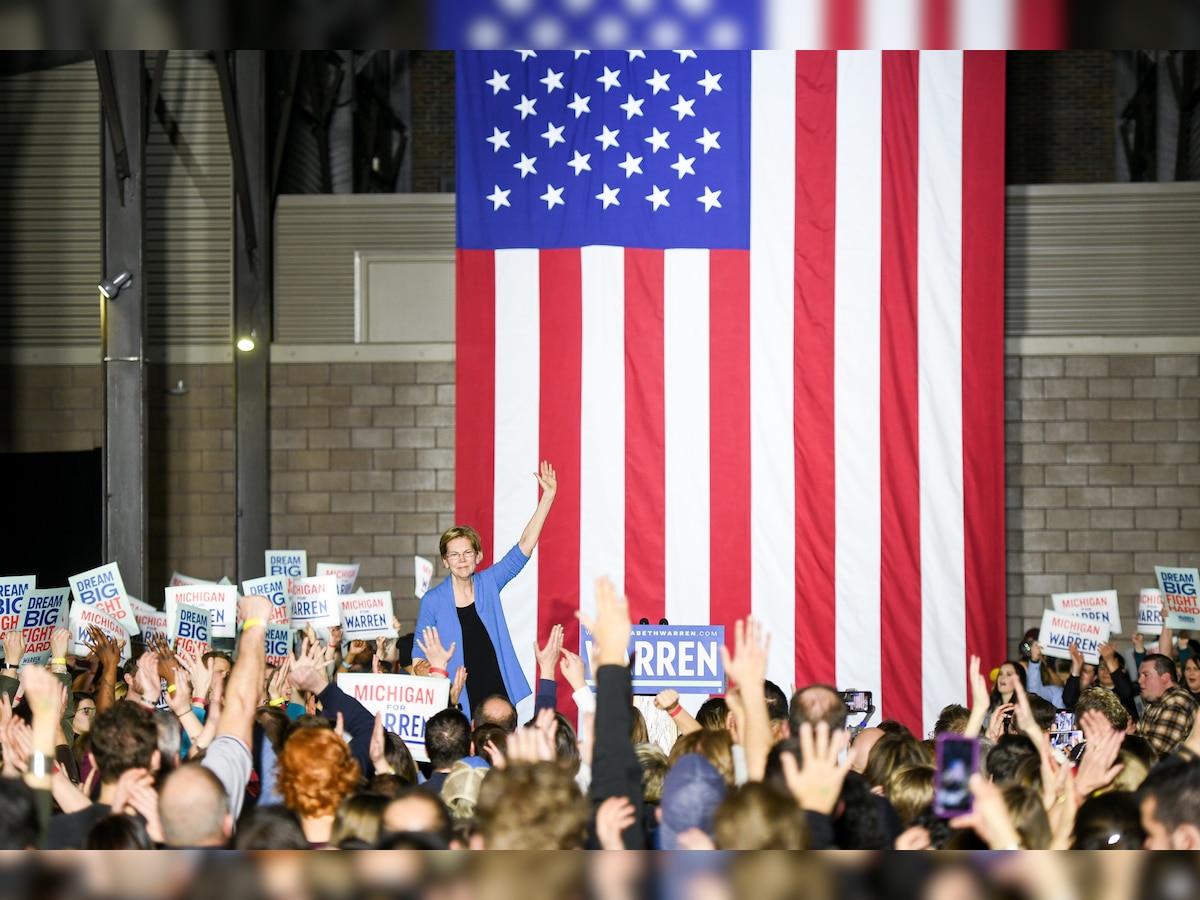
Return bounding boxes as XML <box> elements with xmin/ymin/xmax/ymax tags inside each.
<box><xmin>267</xmin><ymin>360</ymin><xmax>457</xmax><ymax>624</ymax></box>
<box><xmin>0</xmin><ymin>365</ymin><xmax>102</xmax><ymax>453</ymax></box>
<box><xmin>147</xmin><ymin>363</ymin><xmax>236</xmax><ymax>593</ymax></box>
<box><xmin>1005</xmin><ymin>354</ymin><xmax>1200</xmax><ymax>651</ymax></box>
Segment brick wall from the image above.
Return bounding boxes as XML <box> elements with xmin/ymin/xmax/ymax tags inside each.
<box><xmin>268</xmin><ymin>360</ymin><xmax>456</xmax><ymax>623</ymax></box>
<box><xmin>1007</xmin><ymin>51</ymin><xmax>1116</xmax><ymax>184</ymax></box>
<box><xmin>1005</xmin><ymin>354</ymin><xmax>1200</xmax><ymax>649</ymax></box>
<box><xmin>0</xmin><ymin>365</ymin><xmax>102</xmax><ymax>454</ymax></box>
<box><xmin>411</xmin><ymin>51</ymin><xmax>455</xmax><ymax>193</ymax></box>
<box><xmin>147</xmin><ymin>363</ymin><xmax>236</xmax><ymax>591</ymax></box>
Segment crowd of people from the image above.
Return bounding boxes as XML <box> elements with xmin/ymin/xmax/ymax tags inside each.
<box><xmin>2</xmin><ymin>573</ymin><xmax>1200</xmax><ymax>850</ymax></box>
<box><xmin>2</xmin><ymin>468</ymin><xmax>1198</xmax><ymax>850</ymax></box>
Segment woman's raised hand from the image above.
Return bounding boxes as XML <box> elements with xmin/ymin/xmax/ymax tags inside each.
<box><xmin>535</xmin><ymin>460</ymin><xmax>557</xmax><ymax>497</ymax></box>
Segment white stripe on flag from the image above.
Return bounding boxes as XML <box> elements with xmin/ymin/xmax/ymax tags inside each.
<box><xmin>864</xmin><ymin>0</ymin><xmax>921</xmax><ymax>49</ymax></box>
<box><xmin>493</xmin><ymin>248</ymin><xmax>540</xmax><ymax>718</ymax></box>
<box><xmin>957</xmin><ymin>0</ymin><xmax>1014</xmax><ymax>49</ymax></box>
<box><xmin>664</xmin><ymin>249</ymin><xmax>711</xmax><ymax>629</ymax></box>
<box><xmin>919</xmin><ymin>51</ymin><xmax>967</xmax><ymax>732</ymax></box>
<box><xmin>749</xmin><ymin>50</ymin><xmax>797</xmax><ymax>691</ymax></box>
<box><xmin>765</xmin><ymin>0</ymin><xmax>824</xmax><ymax>49</ymax></box>
<box><xmin>834</xmin><ymin>52</ymin><xmax>883</xmax><ymax>702</ymax></box>
<box><xmin>579</xmin><ymin>245</ymin><xmax>626</xmax><ymax>621</ymax></box>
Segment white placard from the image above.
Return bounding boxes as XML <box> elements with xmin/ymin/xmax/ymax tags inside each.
<box><xmin>339</xmin><ymin>591</ymin><xmax>397</xmax><ymax>640</ymax></box>
<box><xmin>265</xmin><ymin>625</ymin><xmax>293</xmax><ymax>668</ymax></box>
<box><xmin>169</xmin><ymin>571</ymin><xmax>214</xmax><ymax>587</ymax></box>
<box><xmin>68</xmin><ymin>602</ymin><xmax>131</xmax><ymax>663</ymax></box>
<box><xmin>134</xmin><ymin>608</ymin><xmax>171</xmax><ymax>643</ymax></box>
<box><xmin>266</xmin><ymin>549</ymin><xmax>308</xmax><ymax>580</ymax></box>
<box><xmin>1051</xmin><ymin>590</ymin><xmax>1122</xmax><ymax>634</ymax></box>
<box><xmin>337</xmin><ymin>672</ymin><xmax>450</xmax><ymax>763</ymax></box>
<box><xmin>1155</xmin><ymin>566</ymin><xmax>1200</xmax><ymax>630</ymax></box>
<box><xmin>415</xmin><ymin>556</ymin><xmax>434</xmax><ymax>598</ymax></box>
<box><xmin>69</xmin><ymin>562</ymin><xmax>139</xmax><ymax>635</ymax></box>
<box><xmin>316</xmin><ymin>562</ymin><xmax>360</xmax><ymax>595</ymax></box>
<box><xmin>19</xmin><ymin>587</ymin><xmax>68</xmax><ymax>667</ymax></box>
<box><xmin>1039</xmin><ymin>609</ymin><xmax>1110</xmax><ymax>665</ymax></box>
<box><xmin>242</xmin><ymin>575</ymin><xmax>291</xmax><ymax>626</ymax></box>
<box><xmin>288</xmin><ymin>576</ymin><xmax>341</xmax><ymax>628</ymax></box>
<box><xmin>170</xmin><ymin>603</ymin><xmax>211</xmax><ymax>658</ymax></box>
<box><xmin>165</xmin><ymin>584</ymin><xmax>238</xmax><ymax>639</ymax></box>
<box><xmin>1139</xmin><ymin>588</ymin><xmax>1164</xmax><ymax>635</ymax></box>
<box><xmin>127</xmin><ymin>595</ymin><xmax>155</xmax><ymax>612</ymax></box>
<box><xmin>0</xmin><ymin>577</ymin><xmax>36</xmax><ymax>647</ymax></box>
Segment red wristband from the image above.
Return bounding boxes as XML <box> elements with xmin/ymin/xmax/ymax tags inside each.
<box><xmin>192</xmin><ymin>698</ymin><xmax>208</xmax><ymax>707</ymax></box>
<box><xmin>667</xmin><ymin>704</ymin><xmax>683</xmax><ymax>718</ymax></box>
<box><xmin>429</xmin><ymin>667</ymin><xmax>449</xmax><ymax>678</ymax></box>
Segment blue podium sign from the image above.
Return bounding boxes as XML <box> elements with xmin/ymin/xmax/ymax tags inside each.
<box><xmin>581</xmin><ymin>625</ymin><xmax>726</xmax><ymax>693</ymax></box>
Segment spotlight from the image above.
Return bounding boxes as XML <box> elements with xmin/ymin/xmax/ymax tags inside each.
<box><xmin>236</xmin><ymin>328</ymin><xmax>257</xmax><ymax>352</ymax></box>
<box><xmin>98</xmin><ymin>270</ymin><xmax>132</xmax><ymax>299</ymax></box>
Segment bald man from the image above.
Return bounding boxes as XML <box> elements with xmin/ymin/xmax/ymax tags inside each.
<box><xmin>159</xmin><ymin>764</ymin><xmax>233</xmax><ymax>848</ymax></box>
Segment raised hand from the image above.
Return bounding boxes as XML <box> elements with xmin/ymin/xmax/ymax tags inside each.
<box><xmin>595</xmin><ymin>796</ymin><xmax>637</xmax><ymax>850</ymax></box>
<box><xmin>506</xmin><ymin>707</ymin><xmax>558</xmax><ymax>763</ymax></box>
<box><xmin>720</xmin><ymin>617</ymin><xmax>770</xmax><ymax>689</ymax></box>
<box><xmin>416</xmin><ymin>626</ymin><xmax>455</xmax><ymax>672</ymax></box>
<box><xmin>1074</xmin><ymin>710</ymin><xmax>1125</xmax><ymax>797</ymax></box>
<box><xmin>559</xmin><ymin>649</ymin><xmax>587</xmax><ymax>690</ymax></box>
<box><xmin>948</xmin><ymin>774</ymin><xmax>1024</xmax><ymax>849</ymax></box>
<box><xmin>535</xmin><ymin>460</ymin><xmax>557</xmax><ymax>498</ymax></box>
<box><xmin>19</xmin><ymin>664</ymin><xmax>64</xmax><ymax>722</ymax></box>
<box><xmin>164</xmin><ymin>666</ymin><xmax>194</xmax><ymax>716</ymax></box>
<box><xmin>577</xmin><ymin>577</ymin><xmax>631</xmax><ymax>668</ymax></box>
<box><xmin>654</xmin><ymin>689</ymin><xmax>681</xmax><ymax>712</ymax></box>
<box><xmin>2</xmin><ymin>630</ymin><xmax>25</xmax><ymax>667</ymax></box>
<box><xmin>369</xmin><ymin>712</ymin><xmax>390</xmax><ymax>774</ymax></box>
<box><xmin>267</xmin><ymin>658</ymin><xmax>292</xmax><ymax>705</ymax></box>
<box><xmin>1068</xmin><ymin>640</ymin><xmax>1084</xmax><ymax>675</ymax></box>
<box><xmin>450</xmin><ymin>666</ymin><xmax>468</xmax><ymax>707</ymax></box>
<box><xmin>780</xmin><ymin>722</ymin><xmax>853</xmax><ymax>815</ymax></box>
<box><xmin>176</xmin><ymin>648</ymin><xmax>212</xmax><ymax>702</ymax></box>
<box><xmin>49</xmin><ymin>627</ymin><xmax>72</xmax><ymax>663</ymax></box>
<box><xmin>288</xmin><ymin>638</ymin><xmax>331</xmax><ymax>695</ymax></box>
<box><xmin>535</xmin><ymin>624</ymin><xmax>564</xmax><ymax>678</ymax></box>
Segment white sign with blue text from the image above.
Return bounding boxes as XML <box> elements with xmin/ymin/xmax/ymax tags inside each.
<box><xmin>339</xmin><ymin>672</ymin><xmax>449</xmax><ymax>762</ymax></box>
<box><xmin>288</xmin><ymin>576</ymin><xmax>341</xmax><ymax>628</ymax></box>
<box><xmin>339</xmin><ymin>591</ymin><xmax>397</xmax><ymax>640</ymax></box>
<box><xmin>165</xmin><ymin>584</ymin><xmax>238</xmax><ymax>639</ymax></box>
<box><xmin>19</xmin><ymin>587</ymin><xmax>67</xmax><ymax>667</ymax></box>
<box><xmin>69</xmin><ymin>562</ymin><xmax>139</xmax><ymax>635</ymax></box>
<box><xmin>1039</xmin><ymin>609</ymin><xmax>1109</xmax><ymax>665</ymax></box>
<box><xmin>1155</xmin><ymin>566</ymin><xmax>1200</xmax><ymax>630</ymax></box>
<box><xmin>580</xmin><ymin>624</ymin><xmax>726</xmax><ymax>693</ymax></box>
<box><xmin>242</xmin><ymin>575</ymin><xmax>291</xmax><ymax>626</ymax></box>
<box><xmin>1051</xmin><ymin>590</ymin><xmax>1121</xmax><ymax>634</ymax></box>
<box><xmin>0</xmin><ymin>576</ymin><xmax>36</xmax><ymax>649</ymax></box>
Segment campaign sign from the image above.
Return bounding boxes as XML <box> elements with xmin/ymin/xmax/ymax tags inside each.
<box><xmin>1051</xmin><ymin>590</ymin><xmax>1122</xmax><ymax>635</ymax></box>
<box><xmin>339</xmin><ymin>673</ymin><xmax>449</xmax><ymax>762</ymax></box>
<box><xmin>127</xmin><ymin>595</ymin><xmax>155</xmax><ymax>613</ymax></box>
<box><xmin>1038</xmin><ymin>609</ymin><xmax>1109</xmax><ymax>665</ymax></box>
<box><xmin>165</xmin><ymin>584</ymin><xmax>237</xmax><ymax>639</ymax></box>
<box><xmin>1155</xmin><ymin>566</ymin><xmax>1200</xmax><ymax>630</ymax></box>
<box><xmin>266</xmin><ymin>550</ymin><xmax>307</xmax><ymax>580</ymax></box>
<box><xmin>288</xmin><ymin>576</ymin><xmax>341</xmax><ymax>628</ymax></box>
<box><xmin>19</xmin><ymin>587</ymin><xmax>67</xmax><ymax>667</ymax></box>
<box><xmin>415</xmin><ymin>556</ymin><xmax>434</xmax><ymax>599</ymax></box>
<box><xmin>339</xmin><ymin>592</ymin><xmax>397</xmax><ymax>640</ymax></box>
<box><xmin>580</xmin><ymin>624</ymin><xmax>726</xmax><ymax>692</ymax></box>
<box><xmin>69</xmin><ymin>562</ymin><xmax>139</xmax><ymax>635</ymax></box>
<box><xmin>1139</xmin><ymin>588</ymin><xmax>1164</xmax><ymax>635</ymax></box>
<box><xmin>170</xmin><ymin>603</ymin><xmax>211</xmax><ymax>658</ymax></box>
<box><xmin>316</xmin><ymin>563</ymin><xmax>360</xmax><ymax>596</ymax></box>
<box><xmin>265</xmin><ymin>625</ymin><xmax>293</xmax><ymax>668</ymax></box>
<box><xmin>169</xmin><ymin>572</ymin><xmax>213</xmax><ymax>587</ymax></box>
<box><xmin>69</xmin><ymin>602</ymin><xmax>131</xmax><ymax>663</ymax></box>
<box><xmin>134</xmin><ymin>608</ymin><xmax>171</xmax><ymax>644</ymax></box>
<box><xmin>0</xmin><ymin>576</ymin><xmax>36</xmax><ymax>640</ymax></box>
<box><xmin>242</xmin><ymin>575</ymin><xmax>291</xmax><ymax>626</ymax></box>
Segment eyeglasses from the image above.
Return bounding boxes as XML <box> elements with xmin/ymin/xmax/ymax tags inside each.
<box><xmin>445</xmin><ymin>551</ymin><xmax>477</xmax><ymax>561</ymax></box>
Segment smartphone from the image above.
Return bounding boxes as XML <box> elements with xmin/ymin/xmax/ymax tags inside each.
<box><xmin>1053</xmin><ymin>710</ymin><xmax>1075</xmax><ymax>732</ymax></box>
<box><xmin>839</xmin><ymin>690</ymin><xmax>872</xmax><ymax>713</ymax></box>
<box><xmin>933</xmin><ymin>734</ymin><xmax>979</xmax><ymax>818</ymax></box>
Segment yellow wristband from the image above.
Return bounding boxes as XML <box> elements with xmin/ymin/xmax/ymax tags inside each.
<box><xmin>241</xmin><ymin>618</ymin><xmax>266</xmax><ymax>631</ymax></box>
<box><xmin>166</xmin><ymin>684</ymin><xmax>178</xmax><ymax>693</ymax></box>
<box><xmin>50</xmin><ymin>658</ymin><xmax>68</xmax><ymax>665</ymax></box>
<box><xmin>269</xmin><ymin>697</ymin><xmax>287</xmax><ymax>707</ymax></box>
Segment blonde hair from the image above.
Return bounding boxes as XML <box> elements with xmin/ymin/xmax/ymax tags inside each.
<box><xmin>473</xmin><ymin>762</ymin><xmax>588</xmax><ymax>849</ymax></box>
<box><xmin>439</xmin><ymin>526</ymin><xmax>482</xmax><ymax>558</ymax></box>
<box><xmin>884</xmin><ymin>763</ymin><xmax>934</xmax><ymax>829</ymax></box>
<box><xmin>635</xmin><ymin>742</ymin><xmax>669</xmax><ymax>803</ymax></box>
<box><xmin>714</xmin><ymin>783</ymin><xmax>809</xmax><ymax>849</ymax></box>
<box><xmin>668</xmin><ymin>729</ymin><xmax>735</xmax><ymax>786</ymax></box>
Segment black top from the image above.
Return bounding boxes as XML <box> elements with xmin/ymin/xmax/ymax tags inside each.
<box><xmin>457</xmin><ymin>602</ymin><xmax>509</xmax><ymax>709</ymax></box>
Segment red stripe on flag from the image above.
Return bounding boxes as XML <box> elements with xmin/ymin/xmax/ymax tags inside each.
<box><xmin>961</xmin><ymin>51</ymin><xmax>1008</xmax><ymax>680</ymax></box>
<box><xmin>793</xmin><ymin>51</ymin><xmax>838</xmax><ymax>688</ymax></box>
<box><xmin>827</xmin><ymin>0</ymin><xmax>862</xmax><ymax>49</ymax></box>
<box><xmin>709</xmin><ymin>250</ymin><xmax>752</xmax><ymax>632</ymax></box>
<box><xmin>538</xmin><ymin>250</ymin><xmax>583</xmax><ymax>711</ymax></box>
<box><xmin>879</xmin><ymin>51</ymin><xmax>923</xmax><ymax>731</ymax></box>
<box><xmin>456</xmin><ymin>250</ymin><xmax>496</xmax><ymax>557</ymax></box>
<box><xmin>922</xmin><ymin>0</ymin><xmax>953</xmax><ymax>48</ymax></box>
<box><xmin>624</xmin><ymin>249</ymin><xmax>666</xmax><ymax>624</ymax></box>
<box><xmin>1015</xmin><ymin>0</ymin><xmax>1067</xmax><ymax>49</ymax></box>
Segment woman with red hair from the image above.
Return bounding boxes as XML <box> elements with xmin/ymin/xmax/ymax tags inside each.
<box><xmin>277</xmin><ymin>727</ymin><xmax>362</xmax><ymax>847</ymax></box>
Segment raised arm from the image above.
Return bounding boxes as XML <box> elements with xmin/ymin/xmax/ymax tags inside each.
<box><xmin>518</xmin><ymin>461</ymin><xmax>558</xmax><ymax>556</ymax></box>
<box><xmin>219</xmin><ymin>594</ymin><xmax>272</xmax><ymax>747</ymax></box>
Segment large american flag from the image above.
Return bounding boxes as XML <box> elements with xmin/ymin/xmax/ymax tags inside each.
<box><xmin>455</xmin><ymin>50</ymin><xmax>1006</xmax><ymax>733</ymax></box>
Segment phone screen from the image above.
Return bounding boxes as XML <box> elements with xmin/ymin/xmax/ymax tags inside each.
<box><xmin>933</xmin><ymin>735</ymin><xmax>978</xmax><ymax>817</ymax></box>
<box><xmin>1052</xmin><ymin>710</ymin><xmax>1075</xmax><ymax>732</ymax></box>
<box><xmin>1050</xmin><ymin>729</ymin><xmax>1084</xmax><ymax>752</ymax></box>
<box><xmin>840</xmin><ymin>690</ymin><xmax>871</xmax><ymax>713</ymax></box>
